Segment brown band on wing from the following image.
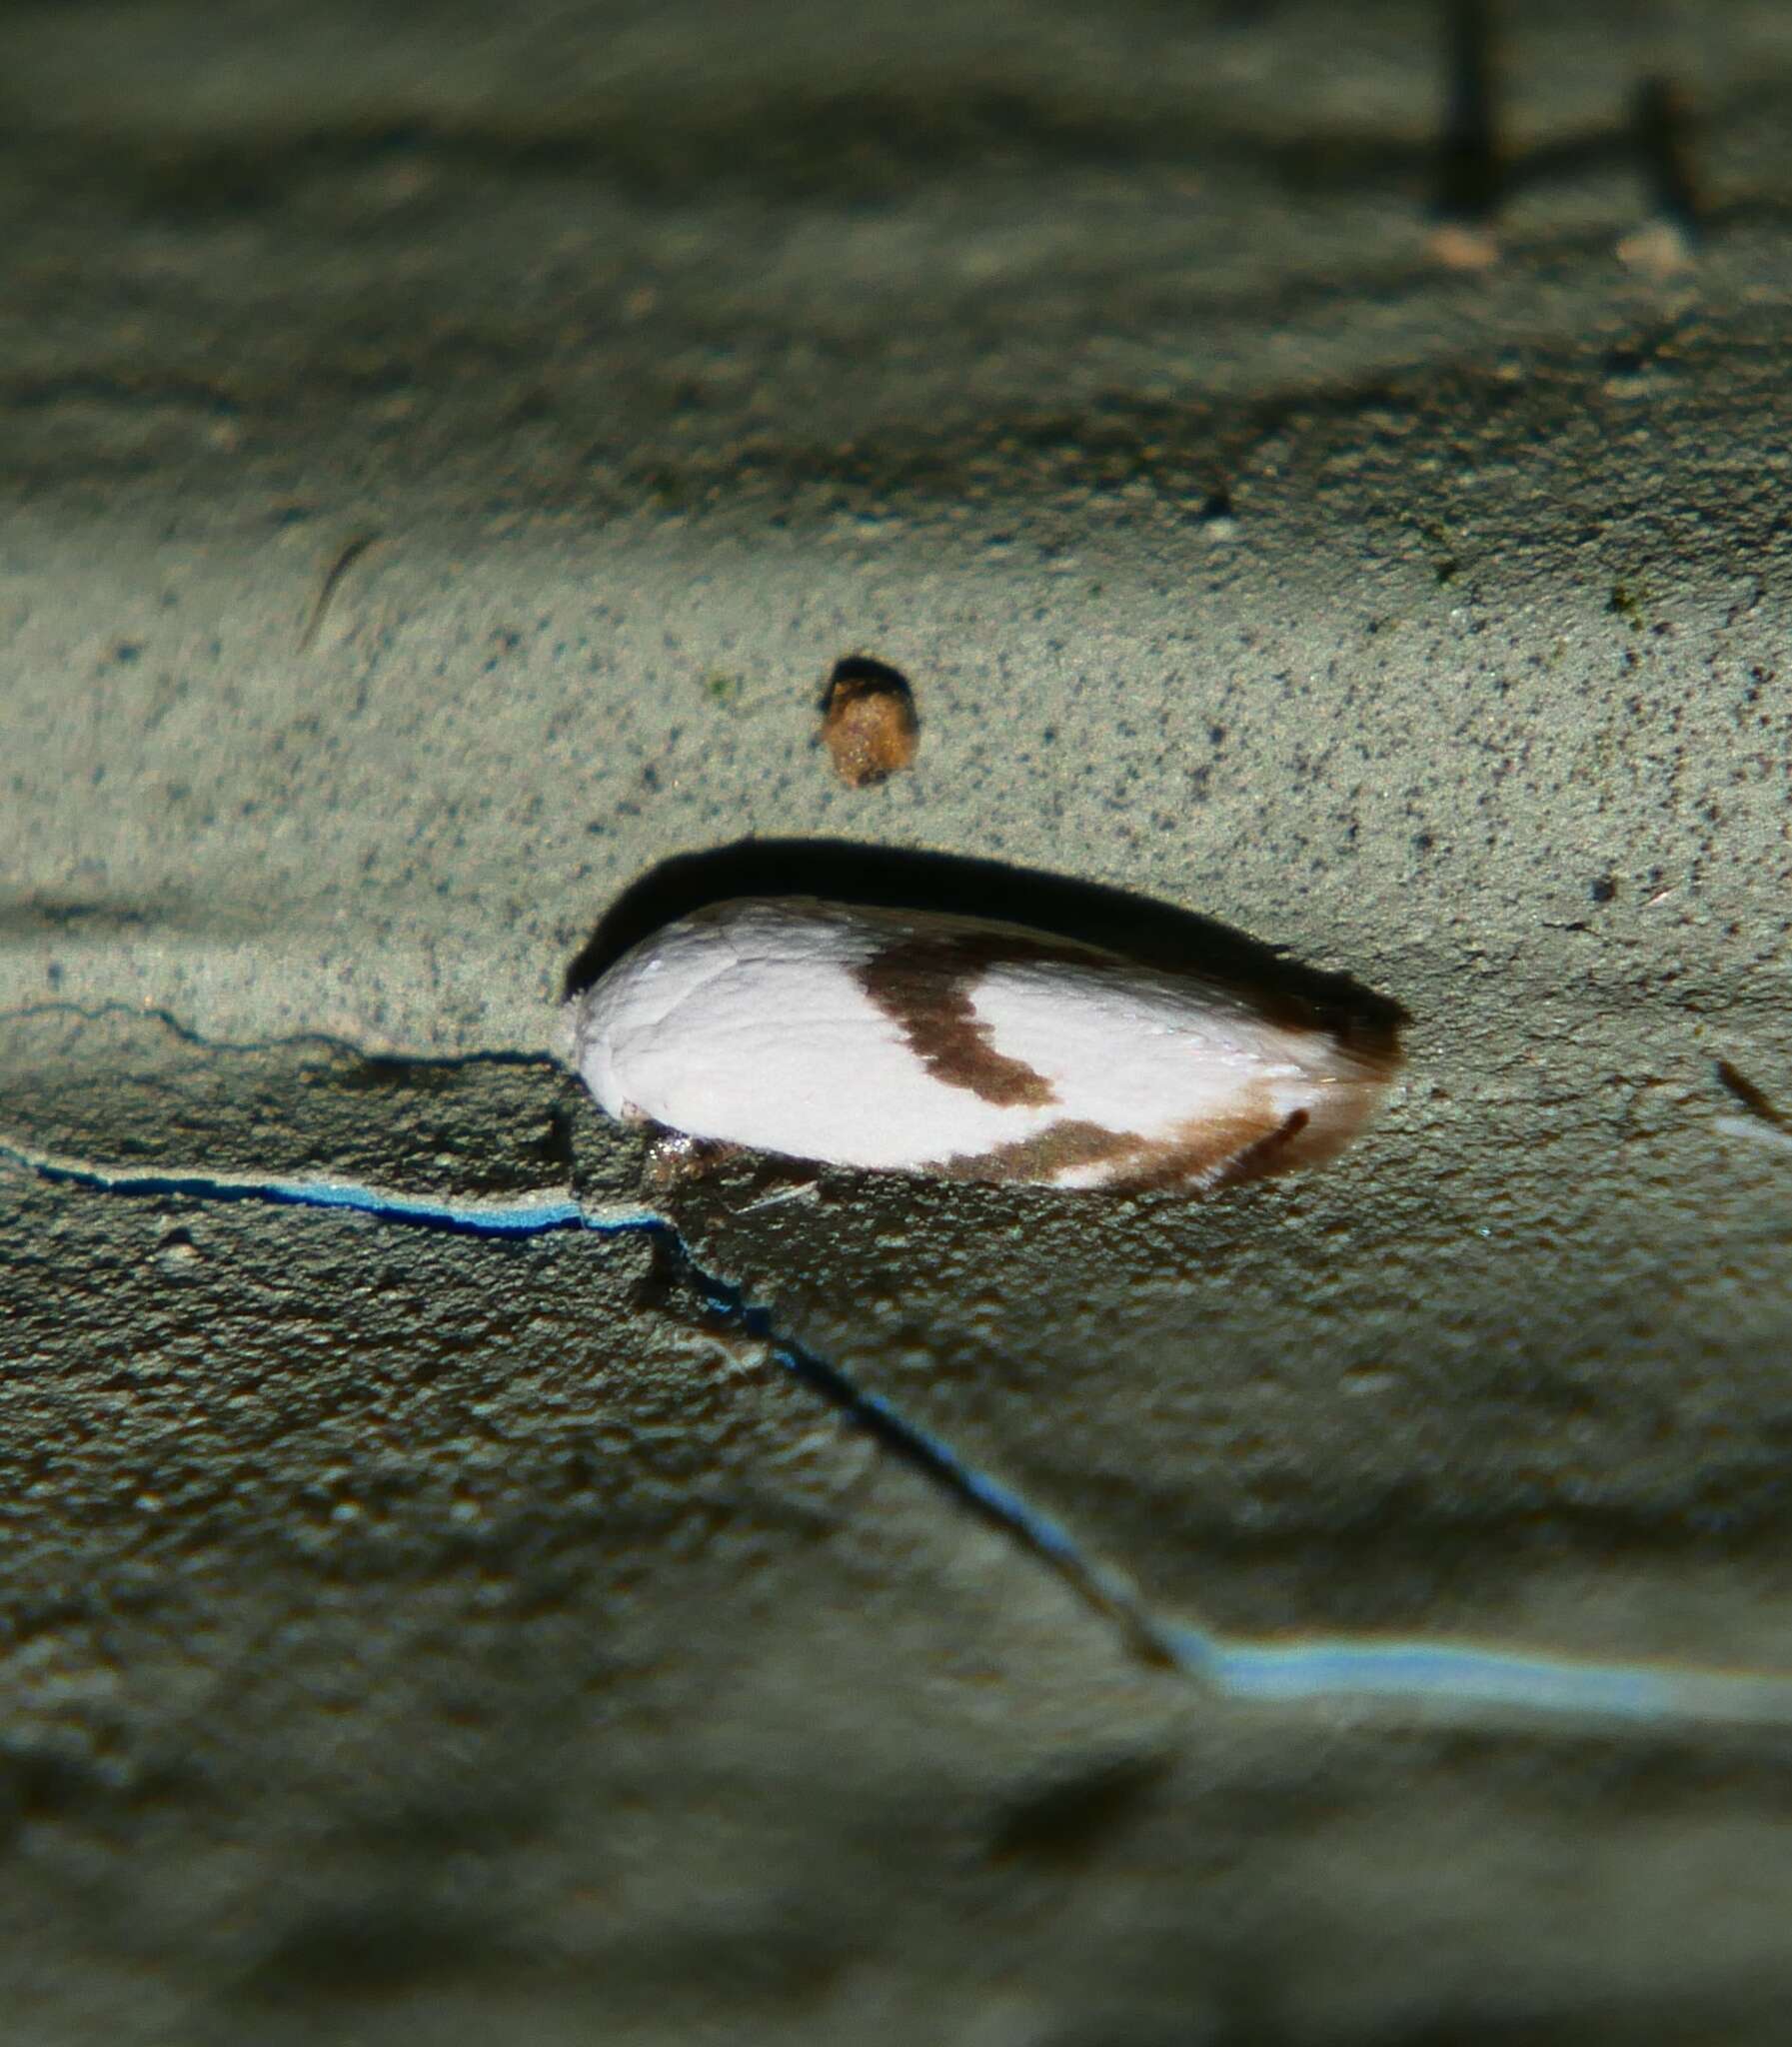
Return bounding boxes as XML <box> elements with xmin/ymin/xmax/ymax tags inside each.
<box><xmin>929</xmin><ymin>1098</ymin><xmax>1324</xmax><ymax>1192</ymax></box>
<box><xmin>923</xmin><ymin>1116</ymin><xmax>1151</xmax><ymax>1182</ymax></box>
<box><xmin>857</xmin><ymin>933</ymin><xmax>1062</xmax><ymax>1108</ymax></box>
<box><xmin>1103</xmin><ymin>1104</ymin><xmax>1311</xmax><ymax>1195</ymax></box>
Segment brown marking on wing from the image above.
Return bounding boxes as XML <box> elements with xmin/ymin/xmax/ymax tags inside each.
<box><xmin>924</xmin><ymin>1117</ymin><xmax>1150</xmax><ymax>1183</ymax></box>
<box><xmin>857</xmin><ymin>933</ymin><xmax>1063</xmax><ymax>1109</ymax></box>
<box><xmin>929</xmin><ymin>1083</ymin><xmax>1384</xmax><ymax>1193</ymax></box>
<box><xmin>1104</xmin><ymin>1104</ymin><xmax>1311</xmax><ymax>1196</ymax></box>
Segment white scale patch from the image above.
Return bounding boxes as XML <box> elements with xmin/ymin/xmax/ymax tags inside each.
<box><xmin>568</xmin><ymin>897</ymin><xmax>1399</xmax><ymax>1190</ymax></box>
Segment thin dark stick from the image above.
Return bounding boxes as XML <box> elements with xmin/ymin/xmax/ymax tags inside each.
<box><xmin>1716</xmin><ymin>1059</ymin><xmax>1788</xmax><ymax>1129</ymax></box>
<box><xmin>300</xmin><ymin>533</ymin><xmax>379</xmax><ymax>651</ymax></box>
<box><xmin>1435</xmin><ymin>0</ymin><xmax>1500</xmax><ymax>226</ymax></box>
<box><xmin>1633</xmin><ymin>76</ymin><xmax>1701</xmax><ymax>242</ymax></box>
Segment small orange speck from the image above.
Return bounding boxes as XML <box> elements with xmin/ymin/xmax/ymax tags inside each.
<box><xmin>1428</xmin><ymin>221</ymin><xmax>1500</xmax><ymax>272</ymax></box>
<box><xmin>1616</xmin><ymin>219</ymin><xmax>1696</xmax><ymax>280</ymax></box>
<box><xmin>820</xmin><ymin>656</ymin><xmax>919</xmax><ymax>788</ymax></box>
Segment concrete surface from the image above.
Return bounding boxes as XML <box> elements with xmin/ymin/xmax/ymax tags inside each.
<box><xmin>3</xmin><ymin>2</ymin><xmax>1792</xmax><ymax>2041</ymax></box>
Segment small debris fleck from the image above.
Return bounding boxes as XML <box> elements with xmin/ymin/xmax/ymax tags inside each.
<box><xmin>1616</xmin><ymin>218</ymin><xmax>1695</xmax><ymax>281</ymax></box>
<box><xmin>157</xmin><ymin>1226</ymin><xmax>204</xmax><ymax>1269</ymax></box>
<box><xmin>1195</xmin><ymin>491</ymin><xmax>1238</xmax><ymax>542</ymax></box>
<box><xmin>701</xmin><ymin>669</ymin><xmax>746</xmax><ymax>707</ymax></box>
<box><xmin>1588</xmin><ymin>876</ymin><xmax>1617</xmax><ymax>905</ymax></box>
<box><xmin>819</xmin><ymin>656</ymin><xmax>918</xmax><ymax>788</ymax></box>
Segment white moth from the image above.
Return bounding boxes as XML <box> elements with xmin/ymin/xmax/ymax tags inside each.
<box><xmin>567</xmin><ymin>897</ymin><xmax>1399</xmax><ymax>1192</ymax></box>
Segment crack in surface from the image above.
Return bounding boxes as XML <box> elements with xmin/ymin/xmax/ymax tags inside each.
<box><xmin>0</xmin><ymin>997</ymin><xmax>558</xmax><ymax>1069</ymax></box>
<box><xmin>6</xmin><ymin>1128</ymin><xmax>1792</xmax><ymax>1728</ymax></box>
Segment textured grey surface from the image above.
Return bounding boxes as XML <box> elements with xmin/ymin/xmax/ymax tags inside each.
<box><xmin>4</xmin><ymin>2</ymin><xmax>1792</xmax><ymax>2041</ymax></box>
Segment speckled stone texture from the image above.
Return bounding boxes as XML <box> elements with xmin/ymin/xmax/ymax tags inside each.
<box><xmin>3</xmin><ymin>3</ymin><xmax>1792</xmax><ymax>2042</ymax></box>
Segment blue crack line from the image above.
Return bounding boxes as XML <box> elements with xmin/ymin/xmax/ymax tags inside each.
<box><xmin>7</xmin><ymin>1131</ymin><xmax>1792</xmax><ymax>1728</ymax></box>
<box><xmin>9</xmin><ymin>1148</ymin><xmax>615</xmax><ymax>1235</ymax></box>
